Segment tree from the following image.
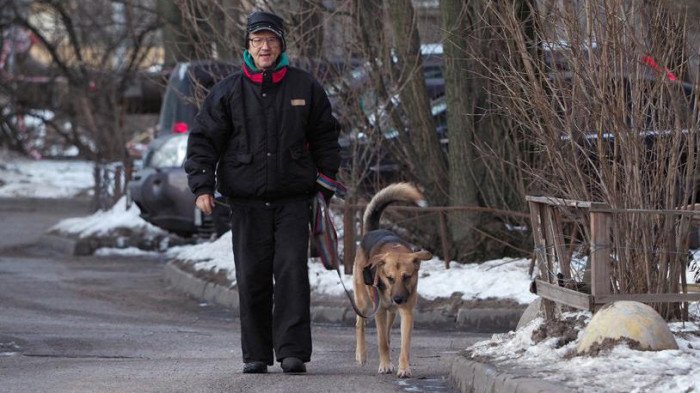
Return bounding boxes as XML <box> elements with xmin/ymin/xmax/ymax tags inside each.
<box><xmin>490</xmin><ymin>0</ymin><xmax>699</xmax><ymax>319</ymax></box>
<box><xmin>439</xmin><ymin>0</ymin><xmax>483</xmax><ymax>250</ymax></box>
<box><xmin>167</xmin><ymin>0</ymin><xmax>245</xmax><ymax>63</ymax></box>
<box><xmin>288</xmin><ymin>0</ymin><xmax>324</xmax><ymax>60</ymax></box>
<box><xmin>1</xmin><ymin>0</ymin><xmax>161</xmax><ymax>208</ymax></box>
<box><xmin>386</xmin><ymin>0</ymin><xmax>448</xmax><ymax>206</ymax></box>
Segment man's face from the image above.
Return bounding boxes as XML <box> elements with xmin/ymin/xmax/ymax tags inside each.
<box><xmin>249</xmin><ymin>31</ymin><xmax>282</xmax><ymax>71</ymax></box>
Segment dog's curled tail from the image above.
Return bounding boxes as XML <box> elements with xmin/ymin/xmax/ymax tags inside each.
<box><xmin>362</xmin><ymin>182</ymin><xmax>427</xmax><ymax>233</ymax></box>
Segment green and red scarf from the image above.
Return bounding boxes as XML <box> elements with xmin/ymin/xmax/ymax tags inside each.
<box><xmin>242</xmin><ymin>50</ymin><xmax>289</xmax><ymax>83</ymax></box>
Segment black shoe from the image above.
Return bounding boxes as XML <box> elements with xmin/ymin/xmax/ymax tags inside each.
<box><xmin>281</xmin><ymin>357</ymin><xmax>306</xmax><ymax>373</ymax></box>
<box><xmin>243</xmin><ymin>361</ymin><xmax>268</xmax><ymax>374</ymax></box>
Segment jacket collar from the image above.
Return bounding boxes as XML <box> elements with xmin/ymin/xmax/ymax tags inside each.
<box><xmin>242</xmin><ymin>51</ymin><xmax>288</xmax><ymax>84</ymax></box>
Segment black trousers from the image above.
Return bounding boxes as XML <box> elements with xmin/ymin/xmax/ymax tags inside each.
<box><xmin>229</xmin><ymin>198</ymin><xmax>312</xmax><ymax>365</ymax></box>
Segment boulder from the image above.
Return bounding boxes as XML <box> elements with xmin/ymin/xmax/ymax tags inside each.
<box><xmin>577</xmin><ymin>301</ymin><xmax>678</xmax><ymax>353</ymax></box>
<box><xmin>516</xmin><ymin>297</ymin><xmax>543</xmax><ymax>330</ymax></box>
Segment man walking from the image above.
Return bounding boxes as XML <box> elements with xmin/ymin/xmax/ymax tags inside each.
<box><xmin>185</xmin><ymin>10</ymin><xmax>341</xmax><ymax>374</ymax></box>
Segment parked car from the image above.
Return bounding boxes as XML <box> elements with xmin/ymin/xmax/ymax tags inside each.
<box><xmin>338</xmin><ymin>94</ymin><xmax>448</xmax><ymax>186</ymax></box>
<box><xmin>127</xmin><ymin>60</ymin><xmax>236</xmax><ymax>238</ymax></box>
<box><xmin>331</xmin><ymin>44</ymin><xmax>446</xmax><ymax>186</ymax></box>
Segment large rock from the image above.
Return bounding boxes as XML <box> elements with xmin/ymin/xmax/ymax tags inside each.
<box><xmin>577</xmin><ymin>301</ymin><xmax>678</xmax><ymax>353</ymax></box>
<box><xmin>516</xmin><ymin>297</ymin><xmax>542</xmax><ymax>330</ymax></box>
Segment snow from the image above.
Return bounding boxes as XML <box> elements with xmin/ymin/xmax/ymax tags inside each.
<box><xmin>50</xmin><ymin>196</ymin><xmax>167</xmax><ymax>239</ymax></box>
<box><xmin>165</xmin><ymin>230</ymin><xmax>356</xmax><ymax>296</ymax></box>
<box><xmin>164</xmin><ymin>227</ymin><xmax>537</xmax><ymax>303</ymax></box>
<box><xmin>418</xmin><ymin>258</ymin><xmax>536</xmax><ymax>303</ymax></box>
<box><xmin>94</xmin><ymin>247</ymin><xmax>162</xmax><ymax>257</ymax></box>
<box><xmin>0</xmin><ymin>157</ymin><xmax>93</xmax><ymax>198</ymax></box>
<box><xmin>468</xmin><ymin>309</ymin><xmax>700</xmax><ymax>393</ymax></box>
<box><xmin>167</xmin><ymin>231</ymin><xmax>235</xmax><ymax>276</ymax></box>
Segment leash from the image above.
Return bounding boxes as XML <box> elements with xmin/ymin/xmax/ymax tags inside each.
<box><xmin>309</xmin><ymin>180</ymin><xmax>380</xmax><ymax>320</ymax></box>
<box><xmin>333</xmin><ymin>258</ymin><xmax>381</xmax><ymax>319</ymax></box>
<box><xmin>214</xmin><ymin>199</ymin><xmax>229</xmax><ymax>207</ymax></box>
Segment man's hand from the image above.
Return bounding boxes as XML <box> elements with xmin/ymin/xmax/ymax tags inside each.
<box><xmin>195</xmin><ymin>194</ymin><xmax>216</xmax><ymax>215</ymax></box>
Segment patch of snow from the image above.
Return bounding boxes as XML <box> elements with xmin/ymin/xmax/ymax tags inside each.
<box><xmin>94</xmin><ymin>247</ymin><xmax>161</xmax><ymax>257</ymax></box>
<box><xmin>165</xmin><ymin>232</ymin><xmax>355</xmax><ymax>295</ymax></box>
<box><xmin>166</xmin><ymin>224</ymin><xmax>537</xmax><ymax>303</ymax></box>
<box><xmin>0</xmin><ymin>158</ymin><xmax>93</xmax><ymax>198</ymax></box>
<box><xmin>167</xmin><ymin>231</ymin><xmax>235</xmax><ymax>281</ymax></box>
<box><xmin>418</xmin><ymin>257</ymin><xmax>537</xmax><ymax>304</ymax></box>
<box><xmin>51</xmin><ymin>196</ymin><xmax>167</xmax><ymax>238</ymax></box>
<box><xmin>468</xmin><ymin>311</ymin><xmax>700</xmax><ymax>393</ymax></box>
<box><xmin>308</xmin><ymin>258</ymin><xmax>353</xmax><ymax>296</ymax></box>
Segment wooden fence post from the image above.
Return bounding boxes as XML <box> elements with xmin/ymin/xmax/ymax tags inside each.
<box><xmin>545</xmin><ymin>206</ymin><xmax>571</xmax><ymax>279</ymax></box>
<box><xmin>438</xmin><ymin>211</ymin><xmax>451</xmax><ymax>269</ymax></box>
<box><xmin>590</xmin><ymin>211</ymin><xmax>612</xmax><ymax>309</ymax></box>
<box><xmin>114</xmin><ymin>165</ymin><xmax>123</xmax><ymax>203</ymax></box>
<box><xmin>528</xmin><ymin>201</ymin><xmax>556</xmax><ymax>319</ymax></box>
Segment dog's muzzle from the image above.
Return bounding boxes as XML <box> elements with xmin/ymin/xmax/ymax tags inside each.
<box><xmin>392</xmin><ymin>295</ymin><xmax>407</xmax><ymax>305</ymax></box>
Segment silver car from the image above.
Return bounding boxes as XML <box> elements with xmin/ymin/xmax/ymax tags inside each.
<box><xmin>127</xmin><ymin>61</ymin><xmax>235</xmax><ymax>238</ymax></box>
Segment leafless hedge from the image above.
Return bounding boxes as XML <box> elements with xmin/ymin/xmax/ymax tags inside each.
<box><xmin>489</xmin><ymin>0</ymin><xmax>699</xmax><ymax>318</ymax></box>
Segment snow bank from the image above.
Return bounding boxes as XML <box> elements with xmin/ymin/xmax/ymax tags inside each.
<box><xmin>0</xmin><ymin>158</ymin><xmax>93</xmax><ymax>199</ymax></box>
<box><xmin>166</xmin><ymin>228</ymin><xmax>538</xmax><ymax>303</ymax></box>
<box><xmin>50</xmin><ymin>196</ymin><xmax>166</xmax><ymax>238</ymax></box>
<box><xmin>468</xmin><ymin>310</ymin><xmax>700</xmax><ymax>393</ymax></box>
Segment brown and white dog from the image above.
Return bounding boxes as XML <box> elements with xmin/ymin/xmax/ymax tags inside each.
<box><xmin>353</xmin><ymin>183</ymin><xmax>433</xmax><ymax>378</ymax></box>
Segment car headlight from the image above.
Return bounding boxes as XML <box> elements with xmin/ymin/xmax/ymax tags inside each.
<box><xmin>149</xmin><ymin>134</ymin><xmax>189</xmax><ymax>167</ymax></box>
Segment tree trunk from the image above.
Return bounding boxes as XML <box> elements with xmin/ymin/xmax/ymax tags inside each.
<box><xmin>440</xmin><ymin>0</ymin><xmax>482</xmax><ymax>250</ymax></box>
<box><xmin>386</xmin><ymin>0</ymin><xmax>448</xmax><ymax>206</ymax></box>
<box><xmin>352</xmin><ymin>0</ymin><xmax>417</xmax><ymax>191</ymax></box>
<box><xmin>294</xmin><ymin>0</ymin><xmax>324</xmax><ymax>59</ymax></box>
<box><xmin>212</xmin><ymin>0</ymin><xmax>239</xmax><ymax>61</ymax></box>
<box><xmin>158</xmin><ymin>0</ymin><xmax>198</xmax><ymax>65</ymax></box>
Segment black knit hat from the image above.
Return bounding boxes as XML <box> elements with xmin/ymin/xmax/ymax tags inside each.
<box><xmin>246</xmin><ymin>11</ymin><xmax>286</xmax><ymax>52</ymax></box>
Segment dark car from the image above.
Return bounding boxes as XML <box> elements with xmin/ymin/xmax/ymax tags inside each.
<box><xmin>332</xmin><ymin>44</ymin><xmax>446</xmax><ymax>184</ymax></box>
<box><xmin>339</xmin><ymin>95</ymin><xmax>448</xmax><ymax>186</ymax></box>
<box><xmin>127</xmin><ymin>60</ymin><xmax>236</xmax><ymax>238</ymax></box>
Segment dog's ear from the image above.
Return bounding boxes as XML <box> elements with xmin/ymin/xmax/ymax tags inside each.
<box><xmin>412</xmin><ymin>250</ymin><xmax>433</xmax><ymax>267</ymax></box>
<box><xmin>371</xmin><ymin>258</ymin><xmax>386</xmax><ymax>288</ymax></box>
<box><xmin>413</xmin><ymin>250</ymin><xmax>433</xmax><ymax>260</ymax></box>
<box><xmin>368</xmin><ymin>253</ymin><xmax>385</xmax><ymax>268</ymax></box>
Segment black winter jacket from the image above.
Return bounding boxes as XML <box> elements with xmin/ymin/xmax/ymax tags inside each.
<box><xmin>184</xmin><ymin>66</ymin><xmax>340</xmax><ymax>201</ymax></box>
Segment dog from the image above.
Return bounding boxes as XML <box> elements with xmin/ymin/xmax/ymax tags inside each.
<box><xmin>353</xmin><ymin>183</ymin><xmax>433</xmax><ymax>378</ymax></box>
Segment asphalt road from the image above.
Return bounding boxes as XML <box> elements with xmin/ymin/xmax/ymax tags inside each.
<box><xmin>0</xmin><ymin>197</ymin><xmax>488</xmax><ymax>393</ymax></box>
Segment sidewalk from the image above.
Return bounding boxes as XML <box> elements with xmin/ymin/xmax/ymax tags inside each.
<box><xmin>169</xmin><ymin>261</ymin><xmax>572</xmax><ymax>393</ymax></box>
<box><xmin>446</xmin><ymin>355</ymin><xmax>571</xmax><ymax>393</ymax></box>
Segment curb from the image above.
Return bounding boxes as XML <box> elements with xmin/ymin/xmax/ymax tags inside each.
<box><xmin>164</xmin><ymin>261</ymin><xmax>525</xmax><ymax>332</ymax></box>
<box><xmin>447</xmin><ymin>355</ymin><xmax>575</xmax><ymax>393</ymax></box>
<box><xmin>457</xmin><ymin>308</ymin><xmax>524</xmax><ymax>332</ymax></box>
<box><xmin>38</xmin><ymin>234</ymin><xmax>95</xmax><ymax>256</ymax></box>
<box><xmin>164</xmin><ymin>262</ymin><xmax>240</xmax><ymax>315</ymax></box>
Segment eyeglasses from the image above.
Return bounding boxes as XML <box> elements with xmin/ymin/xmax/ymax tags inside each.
<box><xmin>249</xmin><ymin>37</ymin><xmax>280</xmax><ymax>48</ymax></box>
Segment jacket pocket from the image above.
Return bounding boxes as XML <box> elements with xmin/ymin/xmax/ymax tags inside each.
<box><xmin>217</xmin><ymin>153</ymin><xmax>257</xmax><ymax>197</ymax></box>
<box><xmin>283</xmin><ymin>106</ymin><xmax>308</xmax><ymax>133</ymax></box>
<box><xmin>281</xmin><ymin>144</ymin><xmax>316</xmax><ymax>194</ymax></box>
<box><xmin>234</xmin><ymin>153</ymin><xmax>252</xmax><ymax>165</ymax></box>
<box><xmin>220</xmin><ymin>153</ymin><xmax>252</xmax><ymax>167</ymax></box>
<box><xmin>289</xmin><ymin>145</ymin><xmax>305</xmax><ymax>160</ymax></box>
